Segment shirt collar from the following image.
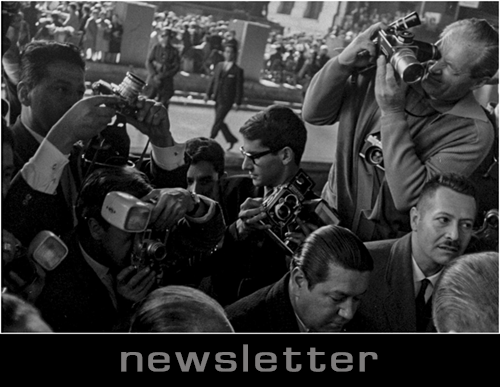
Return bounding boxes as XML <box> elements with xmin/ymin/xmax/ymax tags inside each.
<box><xmin>21</xmin><ymin>116</ymin><xmax>44</xmax><ymax>144</ymax></box>
<box><xmin>411</xmin><ymin>255</ymin><xmax>442</xmax><ymax>288</ymax></box>
<box><xmin>411</xmin><ymin>84</ymin><xmax>489</xmax><ymax>122</ymax></box>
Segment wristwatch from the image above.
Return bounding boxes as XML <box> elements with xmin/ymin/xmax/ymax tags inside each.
<box><xmin>187</xmin><ymin>192</ymin><xmax>201</xmax><ymax>216</ymax></box>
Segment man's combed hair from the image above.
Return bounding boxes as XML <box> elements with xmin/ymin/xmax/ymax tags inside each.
<box><xmin>433</xmin><ymin>252</ymin><xmax>499</xmax><ymax>332</ymax></box>
<box><xmin>130</xmin><ymin>285</ymin><xmax>234</xmax><ymax>332</ymax></box>
<box><xmin>291</xmin><ymin>225</ymin><xmax>374</xmax><ymax>289</ymax></box>
<box><xmin>20</xmin><ymin>40</ymin><xmax>85</xmax><ymax>88</ymax></box>
<box><xmin>417</xmin><ymin>173</ymin><xmax>477</xmax><ymax>212</ymax></box>
<box><xmin>441</xmin><ymin>18</ymin><xmax>499</xmax><ymax>79</ymax></box>
<box><xmin>239</xmin><ymin>105</ymin><xmax>307</xmax><ymax>165</ymax></box>
<box><xmin>185</xmin><ymin>137</ymin><xmax>225</xmax><ymax>176</ymax></box>
<box><xmin>75</xmin><ymin>167</ymin><xmax>153</xmax><ymax>233</ymax></box>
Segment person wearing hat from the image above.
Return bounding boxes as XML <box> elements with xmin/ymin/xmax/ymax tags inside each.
<box><xmin>145</xmin><ymin>26</ymin><xmax>181</xmax><ymax>109</ymax></box>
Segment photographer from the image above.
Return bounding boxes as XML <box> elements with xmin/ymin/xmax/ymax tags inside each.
<box><xmin>209</xmin><ymin>105</ymin><xmax>338</xmax><ymax>305</ymax></box>
<box><xmin>302</xmin><ymin>18</ymin><xmax>498</xmax><ymax>242</ymax></box>
<box><xmin>3</xmin><ymin>40</ymin><xmax>182</xmax><ymax>246</ymax></box>
<box><xmin>33</xmin><ymin>167</ymin><xmax>225</xmax><ymax>332</ymax></box>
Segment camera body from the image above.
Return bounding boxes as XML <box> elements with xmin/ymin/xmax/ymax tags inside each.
<box><xmin>101</xmin><ymin>191</ymin><xmax>167</xmax><ymax>281</ymax></box>
<box><xmin>261</xmin><ymin>169</ymin><xmax>341</xmax><ymax>255</ymax></box>
<box><xmin>262</xmin><ymin>169</ymin><xmax>315</xmax><ymax>229</ymax></box>
<box><xmin>92</xmin><ymin>72</ymin><xmax>146</xmax><ymax>118</ymax></box>
<box><xmin>375</xmin><ymin>12</ymin><xmax>439</xmax><ymax>84</ymax></box>
<box><xmin>359</xmin><ymin>133</ymin><xmax>384</xmax><ymax>171</ymax></box>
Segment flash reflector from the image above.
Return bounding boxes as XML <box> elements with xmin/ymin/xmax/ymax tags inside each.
<box><xmin>29</xmin><ymin>231</ymin><xmax>68</xmax><ymax>271</ymax></box>
<box><xmin>102</xmin><ymin>191</ymin><xmax>152</xmax><ymax>232</ymax></box>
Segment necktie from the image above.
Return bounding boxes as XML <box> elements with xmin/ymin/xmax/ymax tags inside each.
<box><xmin>415</xmin><ymin>278</ymin><xmax>432</xmax><ymax>332</ymax></box>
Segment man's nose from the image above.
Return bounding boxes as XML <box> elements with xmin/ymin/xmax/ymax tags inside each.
<box><xmin>188</xmin><ymin>182</ymin><xmax>197</xmax><ymax>194</ymax></box>
<box><xmin>427</xmin><ymin>59</ymin><xmax>442</xmax><ymax>75</ymax></box>
<box><xmin>445</xmin><ymin>221</ymin><xmax>460</xmax><ymax>241</ymax></box>
<box><xmin>338</xmin><ymin>299</ymin><xmax>355</xmax><ymax>321</ymax></box>
<box><xmin>242</xmin><ymin>156</ymin><xmax>252</xmax><ymax>171</ymax></box>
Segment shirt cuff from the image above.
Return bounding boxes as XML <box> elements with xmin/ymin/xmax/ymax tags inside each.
<box><xmin>21</xmin><ymin>138</ymin><xmax>69</xmax><ymax>194</ymax></box>
<box><xmin>185</xmin><ymin>195</ymin><xmax>216</xmax><ymax>223</ymax></box>
<box><xmin>151</xmin><ymin>142</ymin><xmax>186</xmax><ymax>171</ymax></box>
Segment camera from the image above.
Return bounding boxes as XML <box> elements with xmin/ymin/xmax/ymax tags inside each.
<box><xmin>2</xmin><ymin>231</ymin><xmax>68</xmax><ymax>293</ymax></box>
<box><xmin>262</xmin><ymin>169</ymin><xmax>315</xmax><ymax>229</ymax></box>
<box><xmin>101</xmin><ymin>191</ymin><xmax>167</xmax><ymax>282</ymax></box>
<box><xmin>92</xmin><ymin>72</ymin><xmax>146</xmax><ymax>118</ymax></box>
<box><xmin>359</xmin><ymin>133</ymin><xmax>384</xmax><ymax>171</ymax></box>
<box><xmin>471</xmin><ymin>209</ymin><xmax>499</xmax><ymax>252</ymax></box>
<box><xmin>261</xmin><ymin>169</ymin><xmax>341</xmax><ymax>255</ymax></box>
<box><xmin>374</xmin><ymin>12</ymin><xmax>439</xmax><ymax>84</ymax></box>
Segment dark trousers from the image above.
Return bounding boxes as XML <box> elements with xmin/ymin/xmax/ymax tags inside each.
<box><xmin>210</xmin><ymin>102</ymin><xmax>237</xmax><ymax>143</ymax></box>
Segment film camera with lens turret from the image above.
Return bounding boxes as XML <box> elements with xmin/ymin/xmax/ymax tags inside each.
<box><xmin>364</xmin><ymin>11</ymin><xmax>440</xmax><ymax>84</ymax></box>
<box><xmin>261</xmin><ymin>169</ymin><xmax>341</xmax><ymax>255</ymax></box>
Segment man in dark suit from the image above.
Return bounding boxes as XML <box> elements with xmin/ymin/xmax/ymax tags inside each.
<box><xmin>349</xmin><ymin>173</ymin><xmax>478</xmax><ymax>332</ymax></box>
<box><xmin>4</xmin><ymin>40</ymin><xmax>186</xmax><ymax>246</ymax></box>
<box><xmin>225</xmin><ymin>225</ymin><xmax>373</xmax><ymax>332</ymax></box>
<box><xmin>205</xmin><ymin>42</ymin><xmax>244</xmax><ymax>151</ymax></box>
<box><xmin>34</xmin><ymin>167</ymin><xmax>225</xmax><ymax>332</ymax></box>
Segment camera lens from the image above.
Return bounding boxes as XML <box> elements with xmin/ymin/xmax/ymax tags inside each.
<box><xmin>145</xmin><ymin>240</ymin><xmax>167</xmax><ymax>261</ymax></box>
<box><xmin>275</xmin><ymin>203</ymin><xmax>291</xmax><ymax>221</ymax></box>
<box><xmin>116</xmin><ymin>72</ymin><xmax>146</xmax><ymax>104</ymax></box>
<box><xmin>366</xmin><ymin>146</ymin><xmax>384</xmax><ymax>166</ymax></box>
<box><xmin>284</xmin><ymin>194</ymin><xmax>298</xmax><ymax>208</ymax></box>
<box><xmin>391</xmin><ymin>48</ymin><xmax>424</xmax><ymax>84</ymax></box>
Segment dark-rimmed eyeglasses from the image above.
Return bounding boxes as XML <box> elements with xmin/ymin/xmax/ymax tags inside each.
<box><xmin>240</xmin><ymin>146</ymin><xmax>277</xmax><ymax>165</ymax></box>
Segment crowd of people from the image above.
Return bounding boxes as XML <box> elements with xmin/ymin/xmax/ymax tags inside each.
<box><xmin>1</xmin><ymin>2</ymin><xmax>499</xmax><ymax>334</ymax></box>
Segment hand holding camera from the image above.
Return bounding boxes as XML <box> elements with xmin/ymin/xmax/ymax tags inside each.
<box><xmin>236</xmin><ymin>197</ymin><xmax>271</xmax><ymax>240</ymax></box>
<box><xmin>116</xmin><ymin>264</ymin><xmax>157</xmax><ymax>304</ymax></box>
<box><xmin>338</xmin><ymin>22</ymin><xmax>386</xmax><ymax>69</ymax></box>
<box><xmin>126</xmin><ymin>97</ymin><xmax>174</xmax><ymax>148</ymax></box>
<box><xmin>142</xmin><ymin>188</ymin><xmax>203</xmax><ymax>231</ymax></box>
<box><xmin>46</xmin><ymin>95</ymin><xmax>121</xmax><ymax>155</ymax></box>
<box><xmin>92</xmin><ymin>72</ymin><xmax>174</xmax><ymax>148</ymax></box>
<box><xmin>375</xmin><ymin>55</ymin><xmax>408</xmax><ymax>116</ymax></box>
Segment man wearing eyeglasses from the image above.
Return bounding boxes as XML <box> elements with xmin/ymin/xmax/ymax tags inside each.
<box><xmin>210</xmin><ymin>105</ymin><xmax>324</xmax><ymax>304</ymax></box>
<box><xmin>302</xmin><ymin>18</ymin><xmax>498</xmax><ymax>242</ymax></box>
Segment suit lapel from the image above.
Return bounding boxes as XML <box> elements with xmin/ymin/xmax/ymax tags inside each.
<box><xmin>264</xmin><ymin>273</ymin><xmax>300</xmax><ymax>332</ymax></box>
<box><xmin>383</xmin><ymin>234</ymin><xmax>418</xmax><ymax>331</ymax></box>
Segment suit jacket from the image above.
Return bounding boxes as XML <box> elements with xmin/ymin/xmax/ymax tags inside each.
<box><xmin>348</xmin><ymin>233</ymin><xmax>436</xmax><ymax>332</ymax></box>
<box><xmin>225</xmin><ymin>273</ymin><xmax>300</xmax><ymax>332</ymax></box>
<box><xmin>206</xmin><ymin>61</ymin><xmax>244</xmax><ymax>106</ymax></box>
<box><xmin>35</xmin><ymin>232</ymin><xmax>119</xmax><ymax>332</ymax></box>
<box><xmin>6</xmin><ymin>118</ymin><xmax>84</xmax><ymax>245</ymax></box>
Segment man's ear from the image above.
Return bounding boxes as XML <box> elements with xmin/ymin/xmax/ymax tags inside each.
<box><xmin>88</xmin><ymin>218</ymin><xmax>106</xmax><ymax>241</ymax></box>
<box><xmin>290</xmin><ymin>266</ymin><xmax>308</xmax><ymax>297</ymax></box>
<box><xmin>410</xmin><ymin>206</ymin><xmax>420</xmax><ymax>232</ymax></box>
<box><xmin>17</xmin><ymin>81</ymin><xmax>31</xmax><ymax>106</ymax></box>
<box><xmin>280</xmin><ymin>146</ymin><xmax>295</xmax><ymax>166</ymax></box>
<box><xmin>470</xmin><ymin>76</ymin><xmax>491</xmax><ymax>91</ymax></box>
